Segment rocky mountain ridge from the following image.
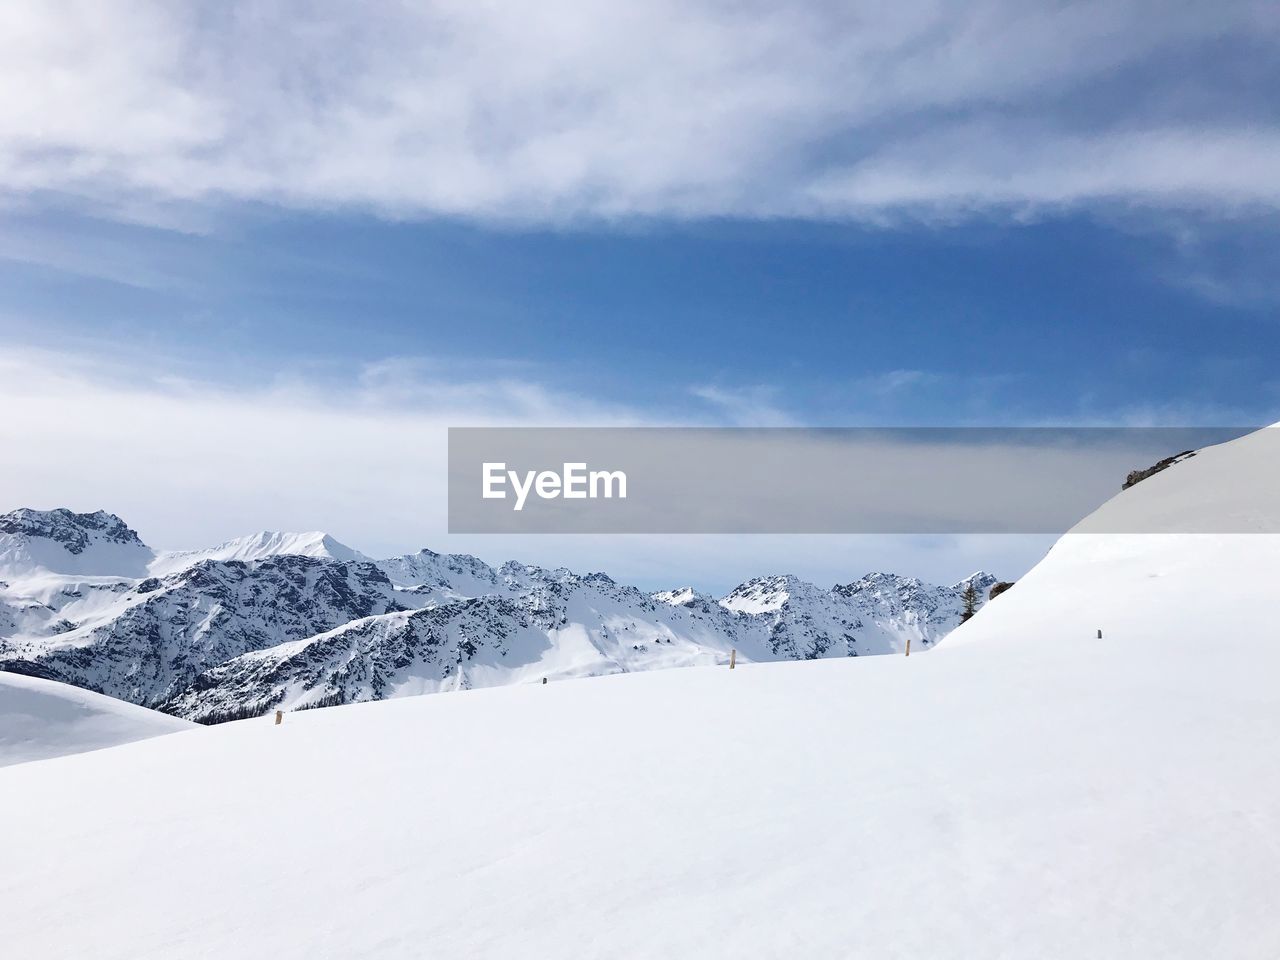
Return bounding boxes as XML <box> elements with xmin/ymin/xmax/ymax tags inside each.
<box><xmin>0</xmin><ymin>509</ymin><xmax>1001</xmax><ymax>721</ymax></box>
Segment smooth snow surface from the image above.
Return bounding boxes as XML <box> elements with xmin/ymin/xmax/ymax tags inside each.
<box><xmin>2</xmin><ymin>426</ymin><xmax>1279</xmax><ymax>957</ymax></box>
<box><xmin>0</xmin><ymin>671</ymin><xmax>191</xmax><ymax>766</ymax></box>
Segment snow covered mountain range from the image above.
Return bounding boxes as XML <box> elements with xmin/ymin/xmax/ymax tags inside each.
<box><xmin>0</xmin><ymin>508</ymin><xmax>997</xmax><ymax>721</ymax></box>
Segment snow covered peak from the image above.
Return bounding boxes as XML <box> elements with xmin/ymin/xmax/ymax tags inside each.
<box><xmin>0</xmin><ymin>508</ymin><xmax>143</xmax><ymax>552</ymax></box>
<box><xmin>652</xmin><ymin>586</ymin><xmax>700</xmax><ymax>606</ymax></box>
<box><xmin>0</xmin><ymin>508</ymin><xmax>154</xmax><ymax>578</ymax></box>
<box><xmin>719</xmin><ymin>574</ymin><xmax>816</xmax><ymax>613</ymax></box>
<box><xmin>836</xmin><ymin>571</ymin><xmax>925</xmax><ymax>594</ymax></box>
<box><xmin>498</xmin><ymin>559</ymin><xmax>574</xmax><ymax>582</ymax></box>
<box><xmin>149</xmin><ymin>530</ymin><xmax>369</xmax><ymax>577</ymax></box>
<box><xmin>831</xmin><ymin>570</ymin><xmax>998</xmax><ymax>630</ymax></box>
<box><xmin>375</xmin><ymin>548</ymin><xmax>503</xmax><ymax>597</ymax></box>
<box><xmin>952</xmin><ymin>571</ymin><xmax>999</xmax><ymax>594</ymax></box>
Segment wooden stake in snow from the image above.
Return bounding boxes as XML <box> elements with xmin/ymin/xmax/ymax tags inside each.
<box><xmin>274</xmin><ymin>709</ymin><xmax>283</xmax><ymax>725</ymax></box>
<box><xmin>730</xmin><ymin>648</ymin><xmax>736</xmax><ymax>670</ymax></box>
<box><xmin>905</xmin><ymin>637</ymin><xmax>911</xmax><ymax>657</ymax></box>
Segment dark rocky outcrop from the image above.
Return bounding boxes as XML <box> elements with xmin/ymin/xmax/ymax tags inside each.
<box><xmin>0</xmin><ymin>508</ymin><xmax>144</xmax><ymax>554</ymax></box>
<box><xmin>1123</xmin><ymin>451</ymin><xmax>1196</xmax><ymax>490</ymax></box>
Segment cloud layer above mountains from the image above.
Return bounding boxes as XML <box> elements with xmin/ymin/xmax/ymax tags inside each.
<box><xmin>0</xmin><ymin>346</ymin><xmax>1054</xmax><ymax>591</ymax></box>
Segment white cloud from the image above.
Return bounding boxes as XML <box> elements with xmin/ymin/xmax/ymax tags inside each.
<box><xmin>807</xmin><ymin>124</ymin><xmax>1280</xmax><ymax>217</ymax></box>
<box><xmin>0</xmin><ymin>1</ymin><xmax>1276</xmax><ymax>223</ymax></box>
<box><xmin>0</xmin><ymin>346</ymin><xmax>629</xmax><ymax>552</ymax></box>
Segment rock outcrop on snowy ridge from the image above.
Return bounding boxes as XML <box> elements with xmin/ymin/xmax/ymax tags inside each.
<box><xmin>0</xmin><ymin>508</ymin><xmax>999</xmax><ymax>721</ymax></box>
<box><xmin>0</xmin><ymin>507</ymin><xmax>155</xmax><ymax>578</ymax></box>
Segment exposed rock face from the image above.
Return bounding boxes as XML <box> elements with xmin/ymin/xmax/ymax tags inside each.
<box><xmin>988</xmin><ymin>581</ymin><xmax>1015</xmax><ymax>600</ymax></box>
<box><xmin>0</xmin><ymin>508</ymin><xmax>155</xmax><ymax>577</ymax></box>
<box><xmin>0</xmin><ymin>508</ymin><xmax>144</xmax><ymax>554</ymax></box>
<box><xmin>1123</xmin><ymin>451</ymin><xmax>1196</xmax><ymax>490</ymax></box>
<box><xmin>1</xmin><ymin>556</ymin><xmax>406</xmax><ymax>707</ymax></box>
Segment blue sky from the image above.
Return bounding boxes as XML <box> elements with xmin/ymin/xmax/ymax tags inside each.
<box><xmin>5</xmin><ymin>206</ymin><xmax>1278</xmax><ymax>427</ymax></box>
<box><xmin>1</xmin><ymin>0</ymin><xmax>1278</xmax><ymax>590</ymax></box>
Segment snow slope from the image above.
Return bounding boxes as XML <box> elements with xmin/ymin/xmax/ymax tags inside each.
<box><xmin>0</xmin><ymin>426</ymin><xmax>1278</xmax><ymax>957</ymax></box>
<box><xmin>0</xmin><ymin>671</ymin><xmax>191</xmax><ymax>767</ymax></box>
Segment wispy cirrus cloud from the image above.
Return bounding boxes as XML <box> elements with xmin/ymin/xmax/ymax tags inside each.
<box><xmin>689</xmin><ymin>385</ymin><xmax>797</xmax><ymax>427</ymax></box>
<box><xmin>1</xmin><ymin>1</ymin><xmax>1277</xmax><ymax>225</ymax></box>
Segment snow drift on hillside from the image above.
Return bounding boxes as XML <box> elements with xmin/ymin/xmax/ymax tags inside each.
<box><xmin>943</xmin><ymin>422</ymin><xmax>1280</xmax><ymax>653</ymax></box>
<box><xmin>1</xmin><ymin>426</ymin><xmax>1278</xmax><ymax>957</ymax></box>
<box><xmin>0</xmin><ymin>671</ymin><xmax>191</xmax><ymax>767</ymax></box>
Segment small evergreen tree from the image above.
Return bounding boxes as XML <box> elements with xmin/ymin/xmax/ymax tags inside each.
<box><xmin>960</xmin><ymin>582</ymin><xmax>979</xmax><ymax>622</ymax></box>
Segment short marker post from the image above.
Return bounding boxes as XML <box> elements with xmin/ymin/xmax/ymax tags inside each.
<box><xmin>1097</xmin><ymin>629</ymin><xmax>1103</xmax><ymax>639</ymax></box>
<box><xmin>729</xmin><ymin>648</ymin><xmax>736</xmax><ymax>670</ymax></box>
<box><xmin>274</xmin><ymin>709</ymin><xmax>283</xmax><ymax>725</ymax></box>
<box><xmin>905</xmin><ymin>637</ymin><xmax>911</xmax><ymax>657</ymax></box>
